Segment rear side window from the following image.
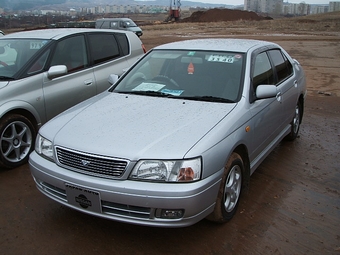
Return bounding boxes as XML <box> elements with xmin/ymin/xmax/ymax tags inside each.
<box><xmin>96</xmin><ymin>20</ymin><xmax>108</xmax><ymax>29</ymax></box>
<box><xmin>115</xmin><ymin>33</ymin><xmax>129</xmax><ymax>56</ymax></box>
<box><xmin>110</xmin><ymin>21</ymin><xmax>118</xmax><ymax>29</ymax></box>
<box><xmin>252</xmin><ymin>52</ymin><xmax>274</xmax><ymax>88</ymax></box>
<box><xmin>88</xmin><ymin>34</ymin><xmax>120</xmax><ymax>65</ymax></box>
<box><xmin>268</xmin><ymin>49</ymin><xmax>293</xmax><ymax>83</ymax></box>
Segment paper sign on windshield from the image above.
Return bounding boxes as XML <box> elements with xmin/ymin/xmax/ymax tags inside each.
<box><xmin>132</xmin><ymin>83</ymin><xmax>165</xmax><ymax>91</ymax></box>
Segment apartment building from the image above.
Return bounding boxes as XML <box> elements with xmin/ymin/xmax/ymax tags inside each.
<box><xmin>244</xmin><ymin>0</ymin><xmax>283</xmax><ymax>14</ymax></box>
<box><xmin>245</xmin><ymin>0</ymin><xmax>338</xmax><ymax>15</ymax></box>
<box><xmin>329</xmin><ymin>1</ymin><xmax>340</xmax><ymax>11</ymax></box>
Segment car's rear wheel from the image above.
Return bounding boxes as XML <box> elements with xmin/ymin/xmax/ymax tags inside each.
<box><xmin>207</xmin><ymin>152</ymin><xmax>243</xmax><ymax>223</ymax></box>
<box><xmin>285</xmin><ymin>101</ymin><xmax>302</xmax><ymax>141</ymax></box>
<box><xmin>0</xmin><ymin>114</ymin><xmax>36</xmax><ymax>169</ymax></box>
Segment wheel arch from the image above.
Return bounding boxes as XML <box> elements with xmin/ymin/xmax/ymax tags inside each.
<box><xmin>233</xmin><ymin>144</ymin><xmax>250</xmax><ymax>191</ymax></box>
<box><xmin>298</xmin><ymin>93</ymin><xmax>305</xmax><ymax>124</ymax></box>
<box><xmin>0</xmin><ymin>108</ymin><xmax>40</xmax><ymax>168</ymax></box>
<box><xmin>1</xmin><ymin>108</ymin><xmax>40</xmax><ymax>134</ymax></box>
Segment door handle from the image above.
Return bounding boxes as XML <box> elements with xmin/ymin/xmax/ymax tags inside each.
<box><xmin>276</xmin><ymin>91</ymin><xmax>282</xmax><ymax>102</ymax></box>
<box><xmin>84</xmin><ymin>79</ymin><xmax>93</xmax><ymax>86</ymax></box>
<box><xmin>294</xmin><ymin>80</ymin><xmax>298</xmax><ymax>88</ymax></box>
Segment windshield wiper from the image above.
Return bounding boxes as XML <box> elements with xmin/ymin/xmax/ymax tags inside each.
<box><xmin>115</xmin><ymin>91</ymin><xmax>235</xmax><ymax>103</ymax></box>
<box><xmin>116</xmin><ymin>90</ymin><xmax>171</xmax><ymax>97</ymax></box>
<box><xmin>177</xmin><ymin>96</ymin><xmax>235</xmax><ymax>103</ymax></box>
<box><xmin>0</xmin><ymin>76</ymin><xmax>15</xmax><ymax>81</ymax></box>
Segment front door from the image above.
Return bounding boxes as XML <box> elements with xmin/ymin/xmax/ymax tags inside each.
<box><xmin>43</xmin><ymin>34</ymin><xmax>96</xmax><ymax>120</ymax></box>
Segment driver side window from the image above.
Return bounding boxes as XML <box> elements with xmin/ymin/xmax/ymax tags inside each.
<box><xmin>252</xmin><ymin>52</ymin><xmax>274</xmax><ymax>89</ymax></box>
<box><xmin>50</xmin><ymin>35</ymin><xmax>87</xmax><ymax>73</ymax></box>
<box><xmin>27</xmin><ymin>50</ymin><xmax>50</xmax><ymax>74</ymax></box>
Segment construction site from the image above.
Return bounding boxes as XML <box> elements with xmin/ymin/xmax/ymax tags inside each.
<box><xmin>0</xmin><ymin>0</ymin><xmax>270</xmax><ymax>31</ymax></box>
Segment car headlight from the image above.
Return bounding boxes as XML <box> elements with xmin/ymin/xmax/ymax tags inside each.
<box><xmin>129</xmin><ymin>158</ymin><xmax>201</xmax><ymax>182</ymax></box>
<box><xmin>35</xmin><ymin>134</ymin><xmax>53</xmax><ymax>160</ymax></box>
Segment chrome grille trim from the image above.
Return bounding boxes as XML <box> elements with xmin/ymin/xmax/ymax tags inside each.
<box><xmin>102</xmin><ymin>201</ymin><xmax>151</xmax><ymax>219</ymax></box>
<box><xmin>56</xmin><ymin>147</ymin><xmax>128</xmax><ymax>179</ymax></box>
<box><xmin>40</xmin><ymin>181</ymin><xmax>67</xmax><ymax>202</ymax></box>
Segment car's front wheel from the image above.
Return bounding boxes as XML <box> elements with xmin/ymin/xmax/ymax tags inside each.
<box><xmin>207</xmin><ymin>152</ymin><xmax>243</xmax><ymax>223</ymax></box>
<box><xmin>0</xmin><ymin>114</ymin><xmax>36</xmax><ymax>169</ymax></box>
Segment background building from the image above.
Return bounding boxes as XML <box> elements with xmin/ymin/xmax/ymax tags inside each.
<box><xmin>245</xmin><ymin>0</ymin><xmax>338</xmax><ymax>15</ymax></box>
<box><xmin>329</xmin><ymin>1</ymin><xmax>340</xmax><ymax>11</ymax></box>
<box><xmin>244</xmin><ymin>0</ymin><xmax>283</xmax><ymax>14</ymax></box>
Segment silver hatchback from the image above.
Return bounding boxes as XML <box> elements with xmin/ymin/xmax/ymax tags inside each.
<box><xmin>29</xmin><ymin>39</ymin><xmax>306</xmax><ymax>227</ymax></box>
<box><xmin>0</xmin><ymin>28</ymin><xmax>145</xmax><ymax>168</ymax></box>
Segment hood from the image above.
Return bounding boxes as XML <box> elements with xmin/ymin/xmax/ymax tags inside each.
<box><xmin>127</xmin><ymin>27</ymin><xmax>142</xmax><ymax>32</ymax></box>
<box><xmin>0</xmin><ymin>81</ymin><xmax>9</xmax><ymax>89</ymax></box>
<box><xmin>46</xmin><ymin>93</ymin><xmax>236</xmax><ymax>160</ymax></box>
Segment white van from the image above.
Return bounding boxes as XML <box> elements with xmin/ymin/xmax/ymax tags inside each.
<box><xmin>95</xmin><ymin>18</ymin><xmax>143</xmax><ymax>37</ymax></box>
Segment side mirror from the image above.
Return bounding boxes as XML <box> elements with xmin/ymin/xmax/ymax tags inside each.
<box><xmin>256</xmin><ymin>85</ymin><xmax>277</xmax><ymax>99</ymax></box>
<box><xmin>47</xmin><ymin>65</ymin><xmax>67</xmax><ymax>79</ymax></box>
<box><xmin>108</xmin><ymin>74</ymin><xmax>119</xmax><ymax>85</ymax></box>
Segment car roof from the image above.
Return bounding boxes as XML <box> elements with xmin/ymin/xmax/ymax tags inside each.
<box><xmin>1</xmin><ymin>28</ymin><xmax>129</xmax><ymax>40</ymax></box>
<box><xmin>154</xmin><ymin>38</ymin><xmax>277</xmax><ymax>53</ymax></box>
<box><xmin>98</xmin><ymin>18</ymin><xmax>132</xmax><ymax>21</ymax></box>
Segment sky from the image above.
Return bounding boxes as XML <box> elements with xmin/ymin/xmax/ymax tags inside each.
<box><xmin>187</xmin><ymin>0</ymin><xmax>331</xmax><ymax>5</ymax></box>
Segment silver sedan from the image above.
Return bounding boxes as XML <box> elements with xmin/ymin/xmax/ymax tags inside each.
<box><xmin>29</xmin><ymin>38</ymin><xmax>306</xmax><ymax>227</ymax></box>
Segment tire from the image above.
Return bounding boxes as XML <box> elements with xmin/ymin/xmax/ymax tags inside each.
<box><xmin>285</xmin><ymin>101</ymin><xmax>302</xmax><ymax>141</ymax></box>
<box><xmin>207</xmin><ymin>152</ymin><xmax>243</xmax><ymax>223</ymax></box>
<box><xmin>0</xmin><ymin>114</ymin><xmax>36</xmax><ymax>169</ymax></box>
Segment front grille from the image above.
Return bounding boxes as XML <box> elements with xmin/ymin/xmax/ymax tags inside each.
<box><xmin>56</xmin><ymin>147</ymin><xmax>128</xmax><ymax>179</ymax></box>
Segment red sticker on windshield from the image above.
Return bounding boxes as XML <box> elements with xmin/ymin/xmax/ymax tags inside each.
<box><xmin>188</xmin><ymin>62</ymin><xmax>194</xmax><ymax>74</ymax></box>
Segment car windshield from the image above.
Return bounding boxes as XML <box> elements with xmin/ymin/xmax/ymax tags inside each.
<box><xmin>0</xmin><ymin>39</ymin><xmax>50</xmax><ymax>79</ymax></box>
<box><xmin>113</xmin><ymin>49</ymin><xmax>244</xmax><ymax>103</ymax></box>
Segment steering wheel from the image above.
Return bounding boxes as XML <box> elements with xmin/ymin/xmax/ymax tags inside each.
<box><xmin>126</xmin><ymin>72</ymin><xmax>147</xmax><ymax>89</ymax></box>
<box><xmin>0</xmin><ymin>61</ymin><xmax>8</xmax><ymax>67</ymax></box>
<box><xmin>152</xmin><ymin>75</ymin><xmax>179</xmax><ymax>88</ymax></box>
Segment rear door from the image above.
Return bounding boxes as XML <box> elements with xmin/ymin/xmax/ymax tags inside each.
<box><xmin>267</xmin><ymin>49</ymin><xmax>297</xmax><ymax>125</ymax></box>
<box><xmin>87</xmin><ymin>32</ymin><xmax>130</xmax><ymax>93</ymax></box>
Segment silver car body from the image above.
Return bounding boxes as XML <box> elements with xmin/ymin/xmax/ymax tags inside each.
<box><xmin>29</xmin><ymin>39</ymin><xmax>307</xmax><ymax>227</ymax></box>
<box><xmin>0</xmin><ymin>28</ymin><xmax>145</xmax><ymax>168</ymax></box>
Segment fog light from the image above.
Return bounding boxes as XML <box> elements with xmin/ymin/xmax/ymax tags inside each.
<box><xmin>160</xmin><ymin>209</ymin><xmax>184</xmax><ymax>219</ymax></box>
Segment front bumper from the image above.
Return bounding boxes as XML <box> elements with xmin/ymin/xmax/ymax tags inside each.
<box><xmin>29</xmin><ymin>151</ymin><xmax>222</xmax><ymax>227</ymax></box>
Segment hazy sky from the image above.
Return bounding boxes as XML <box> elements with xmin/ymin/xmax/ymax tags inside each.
<box><xmin>188</xmin><ymin>0</ymin><xmax>331</xmax><ymax>5</ymax></box>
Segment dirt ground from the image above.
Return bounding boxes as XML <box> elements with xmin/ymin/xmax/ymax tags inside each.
<box><xmin>1</xmin><ymin>16</ymin><xmax>340</xmax><ymax>254</ymax></box>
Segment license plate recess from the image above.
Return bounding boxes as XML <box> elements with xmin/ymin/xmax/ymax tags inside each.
<box><xmin>65</xmin><ymin>183</ymin><xmax>102</xmax><ymax>213</ymax></box>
